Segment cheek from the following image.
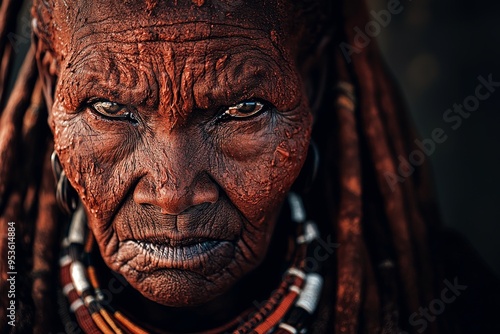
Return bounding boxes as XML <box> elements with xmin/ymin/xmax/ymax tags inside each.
<box><xmin>51</xmin><ymin>103</ymin><xmax>137</xmax><ymax>220</ymax></box>
<box><xmin>214</xmin><ymin>108</ymin><xmax>312</xmax><ymax>224</ymax></box>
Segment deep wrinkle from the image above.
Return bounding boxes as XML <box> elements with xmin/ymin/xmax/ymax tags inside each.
<box><xmin>44</xmin><ymin>1</ymin><xmax>313</xmax><ymax>317</ymax></box>
<box><xmin>58</xmin><ymin>38</ymin><xmax>300</xmax><ymax>119</ymax></box>
<box><xmin>5</xmin><ymin>0</ymin><xmax>497</xmax><ymax>332</ymax></box>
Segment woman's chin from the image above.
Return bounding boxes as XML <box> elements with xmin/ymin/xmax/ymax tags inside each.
<box><xmin>126</xmin><ymin>269</ymin><xmax>233</xmax><ymax>307</ymax></box>
<box><xmin>106</xmin><ymin>239</ymin><xmax>239</xmax><ymax>306</ymax></box>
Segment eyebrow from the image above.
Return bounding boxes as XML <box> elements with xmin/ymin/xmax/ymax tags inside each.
<box><xmin>59</xmin><ymin>55</ymin><xmax>158</xmax><ymax>110</ymax></box>
<box><xmin>59</xmin><ymin>42</ymin><xmax>297</xmax><ymax>116</ymax></box>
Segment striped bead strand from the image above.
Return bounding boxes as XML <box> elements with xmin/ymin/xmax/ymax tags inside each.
<box><xmin>59</xmin><ymin>192</ymin><xmax>324</xmax><ymax>334</ymax></box>
<box><xmin>274</xmin><ymin>195</ymin><xmax>325</xmax><ymax>334</ymax></box>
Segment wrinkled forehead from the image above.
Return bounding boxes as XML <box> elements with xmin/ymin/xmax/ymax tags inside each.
<box><xmin>47</xmin><ymin>0</ymin><xmax>296</xmax><ymax>60</ymax></box>
<box><xmin>70</xmin><ymin>0</ymin><xmax>286</xmax><ymax>26</ymax></box>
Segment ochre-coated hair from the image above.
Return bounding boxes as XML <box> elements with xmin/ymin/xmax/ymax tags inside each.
<box><xmin>0</xmin><ymin>0</ymin><xmax>451</xmax><ymax>333</ymax></box>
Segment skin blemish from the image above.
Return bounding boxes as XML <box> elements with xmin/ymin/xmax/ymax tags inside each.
<box><xmin>276</xmin><ymin>145</ymin><xmax>290</xmax><ymax>158</ymax></box>
<box><xmin>270</xmin><ymin>30</ymin><xmax>279</xmax><ymax>45</ymax></box>
<box><xmin>46</xmin><ymin>0</ymin><xmax>312</xmax><ymax>315</ymax></box>
<box><xmin>146</xmin><ymin>0</ymin><xmax>159</xmax><ymax>11</ymax></box>
<box><xmin>216</xmin><ymin>54</ymin><xmax>229</xmax><ymax>71</ymax></box>
<box><xmin>271</xmin><ymin>142</ymin><xmax>291</xmax><ymax>167</ymax></box>
<box><xmin>192</xmin><ymin>0</ymin><xmax>205</xmax><ymax>7</ymax></box>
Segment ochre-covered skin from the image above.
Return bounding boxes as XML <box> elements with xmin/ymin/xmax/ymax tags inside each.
<box><xmin>4</xmin><ymin>0</ymin><xmax>499</xmax><ymax>332</ymax></box>
<box><xmin>40</xmin><ymin>0</ymin><xmax>313</xmax><ymax>310</ymax></box>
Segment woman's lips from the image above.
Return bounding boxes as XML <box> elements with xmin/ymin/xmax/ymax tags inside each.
<box><xmin>137</xmin><ymin>239</ymin><xmax>223</xmax><ymax>261</ymax></box>
<box><xmin>124</xmin><ymin>238</ymin><xmax>235</xmax><ymax>272</ymax></box>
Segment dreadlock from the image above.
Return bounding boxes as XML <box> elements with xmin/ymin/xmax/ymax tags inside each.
<box><xmin>0</xmin><ymin>0</ymin><xmax>452</xmax><ymax>333</ymax></box>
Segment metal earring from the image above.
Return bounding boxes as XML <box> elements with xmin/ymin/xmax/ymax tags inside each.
<box><xmin>292</xmin><ymin>140</ymin><xmax>320</xmax><ymax>194</ymax></box>
<box><xmin>306</xmin><ymin>140</ymin><xmax>320</xmax><ymax>191</ymax></box>
<box><xmin>51</xmin><ymin>151</ymin><xmax>78</xmax><ymax>214</ymax></box>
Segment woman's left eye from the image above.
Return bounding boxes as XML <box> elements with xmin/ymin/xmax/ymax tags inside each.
<box><xmin>90</xmin><ymin>101</ymin><xmax>137</xmax><ymax>123</ymax></box>
<box><xmin>220</xmin><ymin>101</ymin><xmax>267</xmax><ymax>120</ymax></box>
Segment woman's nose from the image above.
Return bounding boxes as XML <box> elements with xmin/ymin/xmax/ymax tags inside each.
<box><xmin>133</xmin><ymin>173</ymin><xmax>219</xmax><ymax>215</ymax></box>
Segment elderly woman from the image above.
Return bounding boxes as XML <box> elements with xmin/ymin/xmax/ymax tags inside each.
<box><xmin>0</xmin><ymin>0</ymin><xmax>499</xmax><ymax>333</ymax></box>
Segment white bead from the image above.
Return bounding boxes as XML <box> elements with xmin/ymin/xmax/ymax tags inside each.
<box><xmin>289</xmin><ymin>285</ymin><xmax>302</xmax><ymax>295</ymax></box>
<box><xmin>296</xmin><ymin>273</ymin><xmax>323</xmax><ymax>314</ymax></box>
<box><xmin>62</xmin><ymin>283</ymin><xmax>74</xmax><ymax>296</ymax></box>
<box><xmin>287</xmin><ymin>267</ymin><xmax>306</xmax><ymax>280</ymax></box>
<box><xmin>288</xmin><ymin>193</ymin><xmax>306</xmax><ymax>223</ymax></box>
<box><xmin>70</xmin><ymin>261</ymin><xmax>90</xmax><ymax>294</ymax></box>
<box><xmin>59</xmin><ymin>254</ymin><xmax>71</xmax><ymax>267</ymax></box>
<box><xmin>84</xmin><ymin>295</ymin><xmax>96</xmax><ymax>307</ymax></box>
<box><xmin>279</xmin><ymin>323</ymin><xmax>298</xmax><ymax>334</ymax></box>
<box><xmin>297</xmin><ymin>221</ymin><xmax>320</xmax><ymax>244</ymax></box>
<box><xmin>70</xmin><ymin>298</ymin><xmax>84</xmax><ymax>312</ymax></box>
<box><xmin>68</xmin><ymin>205</ymin><xmax>86</xmax><ymax>245</ymax></box>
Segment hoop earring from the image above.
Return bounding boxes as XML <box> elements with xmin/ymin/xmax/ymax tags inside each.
<box><xmin>292</xmin><ymin>140</ymin><xmax>320</xmax><ymax>194</ymax></box>
<box><xmin>51</xmin><ymin>151</ymin><xmax>78</xmax><ymax>214</ymax></box>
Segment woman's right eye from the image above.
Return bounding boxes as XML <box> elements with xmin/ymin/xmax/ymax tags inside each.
<box><xmin>89</xmin><ymin>100</ymin><xmax>138</xmax><ymax>123</ymax></box>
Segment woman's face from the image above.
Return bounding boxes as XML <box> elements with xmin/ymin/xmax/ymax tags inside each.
<box><xmin>47</xmin><ymin>1</ymin><xmax>312</xmax><ymax>306</ymax></box>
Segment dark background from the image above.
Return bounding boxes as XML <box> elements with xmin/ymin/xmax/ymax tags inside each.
<box><xmin>9</xmin><ymin>0</ymin><xmax>500</xmax><ymax>275</ymax></box>
<box><xmin>367</xmin><ymin>0</ymin><xmax>500</xmax><ymax>275</ymax></box>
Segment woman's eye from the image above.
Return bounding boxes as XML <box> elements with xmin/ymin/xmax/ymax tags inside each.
<box><xmin>220</xmin><ymin>101</ymin><xmax>266</xmax><ymax>120</ymax></box>
<box><xmin>91</xmin><ymin>101</ymin><xmax>126</xmax><ymax>117</ymax></box>
<box><xmin>90</xmin><ymin>101</ymin><xmax>137</xmax><ymax>123</ymax></box>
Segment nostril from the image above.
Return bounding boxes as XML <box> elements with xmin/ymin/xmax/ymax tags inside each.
<box><xmin>192</xmin><ymin>173</ymin><xmax>219</xmax><ymax>205</ymax></box>
<box><xmin>133</xmin><ymin>184</ymin><xmax>152</xmax><ymax>206</ymax></box>
<box><xmin>133</xmin><ymin>173</ymin><xmax>220</xmax><ymax>216</ymax></box>
<box><xmin>192</xmin><ymin>186</ymin><xmax>219</xmax><ymax>206</ymax></box>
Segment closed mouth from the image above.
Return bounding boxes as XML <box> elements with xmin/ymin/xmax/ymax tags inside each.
<box><xmin>137</xmin><ymin>239</ymin><xmax>223</xmax><ymax>261</ymax></box>
<box><xmin>128</xmin><ymin>238</ymin><xmax>235</xmax><ymax>270</ymax></box>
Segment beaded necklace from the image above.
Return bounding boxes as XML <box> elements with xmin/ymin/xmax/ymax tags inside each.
<box><xmin>59</xmin><ymin>193</ymin><xmax>324</xmax><ymax>334</ymax></box>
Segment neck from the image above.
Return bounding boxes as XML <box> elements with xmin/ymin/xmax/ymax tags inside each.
<box><xmin>93</xmin><ymin>214</ymin><xmax>290</xmax><ymax>333</ymax></box>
